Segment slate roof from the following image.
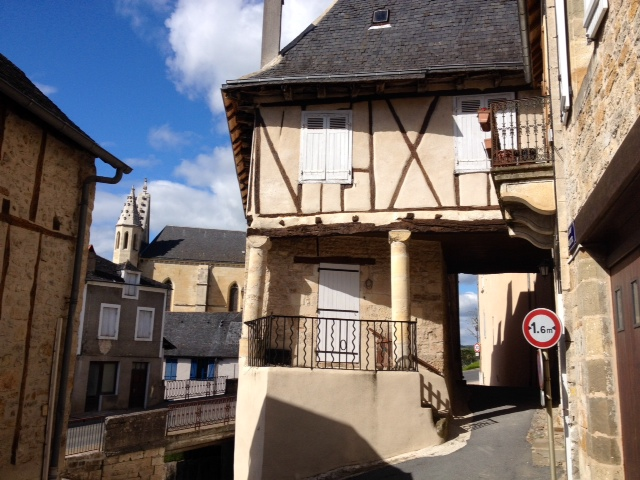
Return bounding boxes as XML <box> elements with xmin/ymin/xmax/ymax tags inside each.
<box><xmin>141</xmin><ymin>226</ymin><xmax>246</xmax><ymax>263</ymax></box>
<box><xmin>163</xmin><ymin>312</ymin><xmax>242</xmax><ymax>358</ymax></box>
<box><xmin>87</xmin><ymin>254</ymin><xmax>169</xmax><ymax>289</ymax></box>
<box><xmin>0</xmin><ymin>53</ymin><xmax>131</xmax><ymax>173</ymax></box>
<box><xmin>230</xmin><ymin>0</ymin><xmax>524</xmax><ymax>86</ymax></box>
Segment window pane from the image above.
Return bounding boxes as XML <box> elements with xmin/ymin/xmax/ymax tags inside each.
<box><xmin>615</xmin><ymin>289</ymin><xmax>624</xmax><ymax>330</ymax></box>
<box><xmin>100</xmin><ymin>306</ymin><xmax>118</xmax><ymax>338</ymax></box>
<box><xmin>632</xmin><ymin>281</ymin><xmax>640</xmax><ymax>326</ymax></box>
<box><xmin>136</xmin><ymin>309</ymin><xmax>153</xmax><ymax>339</ymax></box>
<box><xmin>101</xmin><ymin>363</ymin><xmax>117</xmax><ymax>394</ymax></box>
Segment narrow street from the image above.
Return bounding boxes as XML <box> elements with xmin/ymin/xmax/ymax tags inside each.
<box><xmin>349</xmin><ymin>387</ymin><xmax>562</xmax><ymax>480</ymax></box>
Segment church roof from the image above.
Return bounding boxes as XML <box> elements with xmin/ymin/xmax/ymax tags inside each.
<box><xmin>227</xmin><ymin>0</ymin><xmax>524</xmax><ymax>87</ymax></box>
<box><xmin>163</xmin><ymin>312</ymin><xmax>242</xmax><ymax>358</ymax></box>
<box><xmin>141</xmin><ymin>226</ymin><xmax>246</xmax><ymax>263</ymax></box>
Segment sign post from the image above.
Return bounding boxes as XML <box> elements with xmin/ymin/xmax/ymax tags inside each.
<box><xmin>523</xmin><ymin>308</ymin><xmax>561</xmax><ymax>480</ymax></box>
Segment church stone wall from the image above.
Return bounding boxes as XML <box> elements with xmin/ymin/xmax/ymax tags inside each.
<box><xmin>0</xmin><ymin>103</ymin><xmax>96</xmax><ymax>479</ymax></box>
<box><xmin>140</xmin><ymin>260</ymin><xmax>244</xmax><ymax>313</ymax></box>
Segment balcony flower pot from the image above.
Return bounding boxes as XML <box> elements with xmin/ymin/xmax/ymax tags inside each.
<box><xmin>483</xmin><ymin>138</ymin><xmax>492</xmax><ymax>157</ymax></box>
<box><xmin>478</xmin><ymin>108</ymin><xmax>491</xmax><ymax>132</ymax></box>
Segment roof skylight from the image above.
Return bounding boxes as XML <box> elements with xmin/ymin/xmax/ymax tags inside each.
<box><xmin>370</xmin><ymin>9</ymin><xmax>390</xmax><ymax>29</ymax></box>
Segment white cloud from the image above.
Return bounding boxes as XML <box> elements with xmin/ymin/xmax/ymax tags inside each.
<box><xmin>122</xmin><ymin>155</ymin><xmax>163</xmax><ymax>168</ymax></box>
<box><xmin>90</xmin><ymin>146</ymin><xmax>246</xmax><ymax>258</ymax></box>
<box><xmin>35</xmin><ymin>82</ymin><xmax>57</xmax><ymax>96</ymax></box>
<box><xmin>148</xmin><ymin>124</ymin><xmax>195</xmax><ymax>150</ymax></box>
<box><xmin>164</xmin><ymin>0</ymin><xmax>334</xmax><ymax>114</ymax></box>
<box><xmin>116</xmin><ymin>0</ymin><xmax>173</xmax><ymax>46</ymax></box>
<box><xmin>459</xmin><ymin>291</ymin><xmax>479</xmax><ymax>346</ymax></box>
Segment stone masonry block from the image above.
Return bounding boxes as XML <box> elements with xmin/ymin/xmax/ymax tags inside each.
<box><xmin>585</xmin><ymin>358</ymin><xmax>616</xmax><ymax>396</ymax></box>
<box><xmin>587</xmin><ymin>397</ymin><xmax>618</xmax><ymax>437</ymax></box>
<box><xmin>576</xmin><ymin>280</ymin><xmax>609</xmax><ymax>318</ymax></box>
<box><xmin>583</xmin><ymin>316</ymin><xmax>614</xmax><ymax>357</ymax></box>
<box><xmin>587</xmin><ymin>432</ymin><xmax>621</xmax><ymax>465</ymax></box>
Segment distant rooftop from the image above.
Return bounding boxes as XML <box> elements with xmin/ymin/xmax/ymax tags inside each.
<box><xmin>141</xmin><ymin>226</ymin><xmax>246</xmax><ymax>264</ymax></box>
<box><xmin>87</xmin><ymin>253</ymin><xmax>168</xmax><ymax>289</ymax></box>
<box><xmin>163</xmin><ymin>312</ymin><xmax>242</xmax><ymax>358</ymax></box>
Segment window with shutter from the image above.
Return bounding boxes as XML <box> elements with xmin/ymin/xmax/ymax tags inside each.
<box><xmin>300</xmin><ymin>111</ymin><xmax>352</xmax><ymax>183</ymax></box>
<box><xmin>98</xmin><ymin>304</ymin><xmax>121</xmax><ymax>340</ymax></box>
<box><xmin>135</xmin><ymin>307</ymin><xmax>154</xmax><ymax>341</ymax></box>
<box><xmin>453</xmin><ymin>93</ymin><xmax>515</xmax><ymax>173</ymax></box>
<box><xmin>122</xmin><ymin>271</ymin><xmax>141</xmax><ymax>298</ymax></box>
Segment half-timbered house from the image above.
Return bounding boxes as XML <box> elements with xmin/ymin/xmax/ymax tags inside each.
<box><xmin>222</xmin><ymin>1</ymin><xmax>551</xmax><ymax>477</ymax></box>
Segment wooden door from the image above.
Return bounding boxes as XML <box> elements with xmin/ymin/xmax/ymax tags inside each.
<box><xmin>128</xmin><ymin>362</ymin><xmax>148</xmax><ymax>409</ymax></box>
<box><xmin>610</xmin><ymin>249</ymin><xmax>640</xmax><ymax>478</ymax></box>
<box><xmin>318</xmin><ymin>264</ymin><xmax>360</xmax><ymax>365</ymax></box>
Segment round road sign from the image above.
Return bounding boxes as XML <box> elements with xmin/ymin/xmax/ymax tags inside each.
<box><xmin>473</xmin><ymin>343</ymin><xmax>481</xmax><ymax>353</ymax></box>
<box><xmin>522</xmin><ymin>308</ymin><xmax>562</xmax><ymax>349</ymax></box>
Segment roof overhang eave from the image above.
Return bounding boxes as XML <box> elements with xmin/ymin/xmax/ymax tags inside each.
<box><xmin>223</xmin><ymin>62</ymin><xmax>525</xmax><ymax>89</ymax></box>
<box><xmin>0</xmin><ymin>78</ymin><xmax>132</xmax><ymax>174</ymax></box>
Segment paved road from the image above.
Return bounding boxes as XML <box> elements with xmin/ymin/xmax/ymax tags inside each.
<box><xmin>463</xmin><ymin>368</ymin><xmax>480</xmax><ymax>384</ymax></box>
<box><xmin>349</xmin><ymin>387</ymin><xmax>553</xmax><ymax>480</ymax></box>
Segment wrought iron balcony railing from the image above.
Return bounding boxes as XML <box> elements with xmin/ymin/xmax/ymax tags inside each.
<box><xmin>246</xmin><ymin>315</ymin><xmax>417</xmax><ymax>372</ymax></box>
<box><xmin>166</xmin><ymin>396</ymin><xmax>236</xmax><ymax>433</ymax></box>
<box><xmin>164</xmin><ymin>377</ymin><xmax>227</xmax><ymax>401</ymax></box>
<box><xmin>489</xmin><ymin>96</ymin><xmax>553</xmax><ymax>168</ymax></box>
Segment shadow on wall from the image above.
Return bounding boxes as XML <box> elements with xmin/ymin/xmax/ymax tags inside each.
<box><xmin>247</xmin><ymin>397</ymin><xmax>414</xmax><ymax>480</ymax></box>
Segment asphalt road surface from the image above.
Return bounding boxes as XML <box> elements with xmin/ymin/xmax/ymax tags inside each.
<box><xmin>349</xmin><ymin>387</ymin><xmax>552</xmax><ymax>480</ymax></box>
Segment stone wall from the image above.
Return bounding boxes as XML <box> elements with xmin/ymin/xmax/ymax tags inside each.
<box><xmin>555</xmin><ymin>1</ymin><xmax>640</xmax><ymax>478</ymax></box>
<box><xmin>264</xmin><ymin>235</ymin><xmax>447</xmax><ymax>369</ymax></box>
<box><xmin>0</xmin><ymin>102</ymin><xmax>96</xmax><ymax>479</ymax></box>
<box><xmin>140</xmin><ymin>260</ymin><xmax>244</xmax><ymax>313</ymax></box>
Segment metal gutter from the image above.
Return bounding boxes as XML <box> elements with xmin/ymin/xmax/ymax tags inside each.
<box><xmin>0</xmin><ymin>80</ymin><xmax>132</xmax><ymax>174</ymax></box>
<box><xmin>224</xmin><ymin>62</ymin><xmax>526</xmax><ymax>87</ymax></box>
<box><xmin>48</xmin><ymin>168</ymin><xmax>126</xmax><ymax>480</ymax></box>
<box><xmin>517</xmin><ymin>0</ymin><xmax>533</xmax><ymax>85</ymax></box>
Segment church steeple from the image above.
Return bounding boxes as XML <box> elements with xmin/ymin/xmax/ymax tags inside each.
<box><xmin>137</xmin><ymin>179</ymin><xmax>151</xmax><ymax>247</ymax></box>
<box><xmin>113</xmin><ymin>186</ymin><xmax>144</xmax><ymax>266</ymax></box>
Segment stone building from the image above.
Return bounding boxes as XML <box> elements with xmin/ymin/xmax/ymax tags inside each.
<box><xmin>544</xmin><ymin>0</ymin><xmax>640</xmax><ymax>478</ymax></box>
<box><xmin>70</xmin><ymin>248</ymin><xmax>169</xmax><ymax>415</ymax></box>
<box><xmin>482</xmin><ymin>0</ymin><xmax>640</xmax><ymax>477</ymax></box>
<box><xmin>111</xmin><ymin>186</ymin><xmax>246</xmax><ymax>313</ymax></box>
<box><xmin>222</xmin><ymin>1</ymin><xmax>552</xmax><ymax>478</ymax></box>
<box><xmin>0</xmin><ymin>54</ymin><xmax>131</xmax><ymax>480</ymax></box>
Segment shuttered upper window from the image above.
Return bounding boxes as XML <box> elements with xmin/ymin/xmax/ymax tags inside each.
<box><xmin>300</xmin><ymin>111</ymin><xmax>352</xmax><ymax>183</ymax></box>
<box><xmin>453</xmin><ymin>93</ymin><xmax>515</xmax><ymax>173</ymax></box>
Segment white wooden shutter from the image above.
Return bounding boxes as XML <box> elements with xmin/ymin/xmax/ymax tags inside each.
<box><xmin>136</xmin><ymin>308</ymin><xmax>154</xmax><ymax>340</ymax></box>
<box><xmin>99</xmin><ymin>305</ymin><xmax>120</xmax><ymax>339</ymax></box>
<box><xmin>325</xmin><ymin>113</ymin><xmax>352</xmax><ymax>182</ymax></box>
<box><xmin>454</xmin><ymin>93</ymin><xmax>515</xmax><ymax>173</ymax></box>
<box><xmin>300</xmin><ymin>111</ymin><xmax>352</xmax><ymax>183</ymax></box>
<box><xmin>454</xmin><ymin>97</ymin><xmax>487</xmax><ymax>172</ymax></box>
<box><xmin>584</xmin><ymin>0</ymin><xmax>608</xmax><ymax>40</ymax></box>
<box><xmin>301</xmin><ymin>114</ymin><xmax>327</xmax><ymax>181</ymax></box>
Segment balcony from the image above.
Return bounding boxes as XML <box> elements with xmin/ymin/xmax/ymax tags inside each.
<box><xmin>246</xmin><ymin>315</ymin><xmax>417</xmax><ymax>372</ymax></box>
<box><xmin>488</xmin><ymin>96</ymin><xmax>556</xmax><ymax>249</ymax></box>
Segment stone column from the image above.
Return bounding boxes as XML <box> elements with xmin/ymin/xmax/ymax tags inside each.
<box><xmin>243</xmin><ymin>236</ymin><xmax>272</xmax><ymax>322</ymax></box>
<box><xmin>389</xmin><ymin>230</ymin><xmax>411</xmax><ymax>368</ymax></box>
<box><xmin>239</xmin><ymin>236</ymin><xmax>271</xmax><ymax>366</ymax></box>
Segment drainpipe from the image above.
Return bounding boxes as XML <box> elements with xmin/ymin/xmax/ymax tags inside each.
<box><xmin>48</xmin><ymin>167</ymin><xmax>125</xmax><ymax>480</ymax></box>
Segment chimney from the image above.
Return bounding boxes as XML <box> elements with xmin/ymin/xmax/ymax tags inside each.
<box><xmin>261</xmin><ymin>0</ymin><xmax>283</xmax><ymax>68</ymax></box>
<box><xmin>87</xmin><ymin>245</ymin><xmax>96</xmax><ymax>273</ymax></box>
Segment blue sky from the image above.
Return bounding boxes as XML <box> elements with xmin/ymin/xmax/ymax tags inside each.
<box><xmin>0</xmin><ymin>0</ymin><xmax>334</xmax><ymax>256</ymax></box>
<box><xmin>1</xmin><ymin>0</ymin><xmax>478</xmax><ymax>343</ymax></box>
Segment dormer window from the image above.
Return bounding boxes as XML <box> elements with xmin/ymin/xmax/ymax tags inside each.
<box><xmin>122</xmin><ymin>270</ymin><xmax>141</xmax><ymax>298</ymax></box>
<box><xmin>370</xmin><ymin>9</ymin><xmax>390</xmax><ymax>29</ymax></box>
